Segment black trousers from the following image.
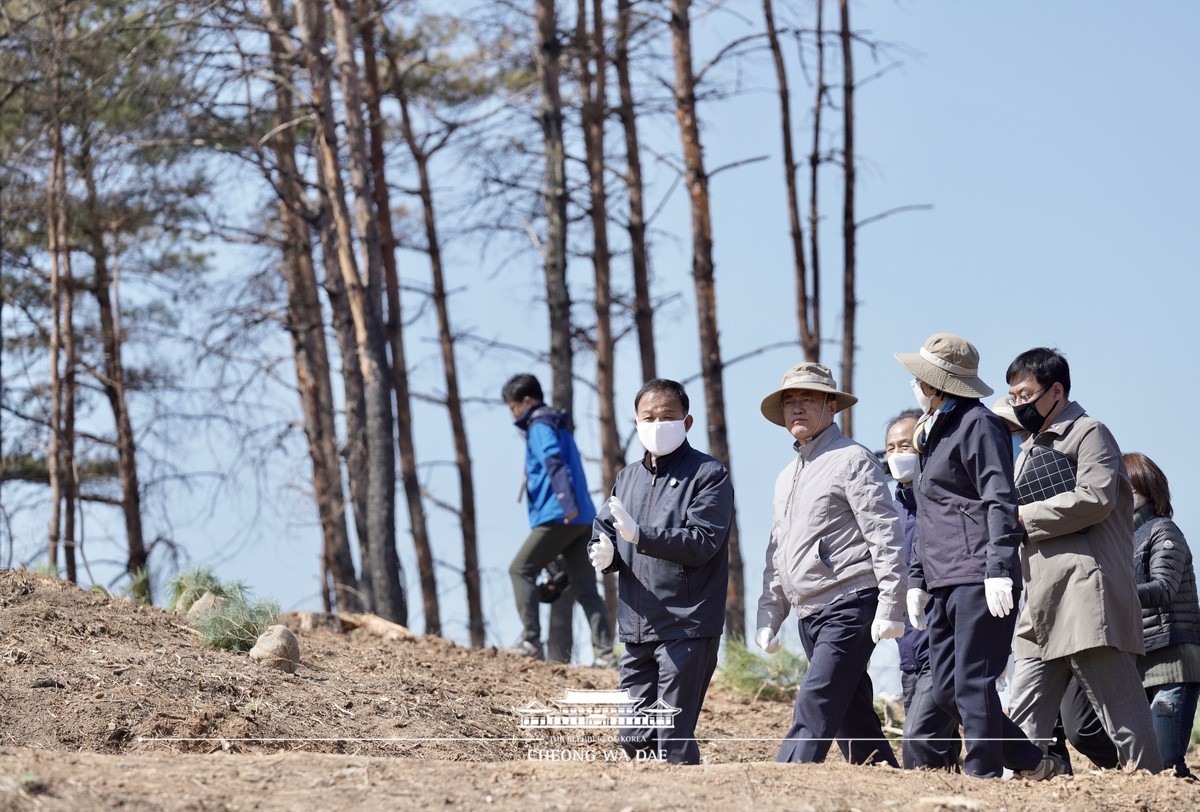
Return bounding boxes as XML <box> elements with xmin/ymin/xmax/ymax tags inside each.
<box><xmin>1046</xmin><ymin>675</ymin><xmax>1120</xmax><ymax>772</ymax></box>
<box><xmin>776</xmin><ymin>589</ymin><xmax>898</xmax><ymax>766</ymax></box>
<box><xmin>901</xmin><ymin>665</ymin><xmax>962</xmax><ymax>770</ymax></box>
<box><xmin>926</xmin><ymin>582</ymin><xmax>1042</xmax><ymax>777</ymax></box>
<box><xmin>619</xmin><ymin>636</ymin><xmax>720</xmax><ymax>765</ymax></box>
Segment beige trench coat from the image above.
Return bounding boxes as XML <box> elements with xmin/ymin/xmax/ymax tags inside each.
<box><xmin>1013</xmin><ymin>401</ymin><xmax>1143</xmax><ymax>660</ymax></box>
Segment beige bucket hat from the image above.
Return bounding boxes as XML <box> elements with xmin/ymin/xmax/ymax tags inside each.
<box><xmin>895</xmin><ymin>333</ymin><xmax>993</xmax><ymax>399</ymax></box>
<box><xmin>990</xmin><ymin>396</ymin><xmax>1023</xmax><ymax>433</ymax></box>
<box><xmin>760</xmin><ymin>362</ymin><xmax>858</xmax><ymax>427</ymax></box>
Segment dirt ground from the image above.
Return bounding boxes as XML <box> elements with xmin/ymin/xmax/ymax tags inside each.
<box><xmin>0</xmin><ymin>570</ymin><xmax>1196</xmax><ymax>811</ymax></box>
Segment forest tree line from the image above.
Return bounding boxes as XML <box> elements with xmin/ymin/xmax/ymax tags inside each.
<box><xmin>0</xmin><ymin>0</ymin><xmax>900</xmax><ymax>644</ymax></box>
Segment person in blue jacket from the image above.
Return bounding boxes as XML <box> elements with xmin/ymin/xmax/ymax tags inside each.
<box><xmin>503</xmin><ymin>374</ymin><xmax>614</xmax><ymax>665</ymax></box>
<box><xmin>589</xmin><ymin>378</ymin><xmax>733</xmax><ymax>765</ymax></box>
<box><xmin>884</xmin><ymin>408</ymin><xmax>962</xmax><ymax>771</ymax></box>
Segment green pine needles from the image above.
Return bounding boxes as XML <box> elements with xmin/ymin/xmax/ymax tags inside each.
<box><xmin>171</xmin><ymin>567</ymin><xmax>279</xmax><ymax>653</ymax></box>
<box><xmin>717</xmin><ymin>638</ymin><xmax>807</xmax><ymax>702</ymax></box>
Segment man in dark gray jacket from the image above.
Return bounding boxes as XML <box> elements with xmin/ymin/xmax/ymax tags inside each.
<box><xmin>590</xmin><ymin>379</ymin><xmax>733</xmax><ymax>765</ymax></box>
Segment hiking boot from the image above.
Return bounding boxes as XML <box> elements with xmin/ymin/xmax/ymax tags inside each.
<box><xmin>593</xmin><ymin>650</ymin><xmax>619</xmax><ymax>669</ymax></box>
<box><xmin>507</xmin><ymin>639</ymin><xmax>544</xmax><ymax>660</ymax></box>
<box><xmin>1018</xmin><ymin>754</ymin><xmax>1068</xmax><ymax>781</ymax></box>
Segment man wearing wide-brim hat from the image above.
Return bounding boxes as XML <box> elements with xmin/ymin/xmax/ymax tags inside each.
<box><xmin>895</xmin><ymin>333</ymin><xmax>1063</xmax><ymax>780</ymax></box>
<box><xmin>754</xmin><ymin>361</ymin><xmax>906</xmax><ymax>767</ymax></box>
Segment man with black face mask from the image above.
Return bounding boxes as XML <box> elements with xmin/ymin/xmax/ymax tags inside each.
<box><xmin>1003</xmin><ymin>347</ymin><xmax>1162</xmax><ymax>773</ymax></box>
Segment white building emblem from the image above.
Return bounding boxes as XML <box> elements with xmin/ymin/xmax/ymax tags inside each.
<box><xmin>513</xmin><ymin>689</ymin><xmax>681</xmax><ymax>729</ymax></box>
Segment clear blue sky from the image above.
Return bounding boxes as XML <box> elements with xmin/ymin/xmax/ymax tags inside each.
<box><xmin>65</xmin><ymin>1</ymin><xmax>1199</xmax><ymax>690</ymax></box>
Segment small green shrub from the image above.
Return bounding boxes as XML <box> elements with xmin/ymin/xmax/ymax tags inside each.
<box><xmin>124</xmin><ymin>566</ymin><xmax>153</xmax><ymax>605</ymax></box>
<box><xmin>716</xmin><ymin>637</ymin><xmax>807</xmax><ymax>702</ymax></box>
<box><xmin>31</xmin><ymin>562</ymin><xmax>58</xmax><ymax>579</ymax></box>
<box><xmin>169</xmin><ymin>567</ymin><xmax>246</xmax><ymax>614</ymax></box>
<box><xmin>190</xmin><ymin>596</ymin><xmax>280</xmax><ymax>652</ymax></box>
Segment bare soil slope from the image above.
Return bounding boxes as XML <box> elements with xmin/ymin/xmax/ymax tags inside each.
<box><xmin>0</xmin><ymin>571</ymin><xmax>1195</xmax><ymax>811</ymax></box>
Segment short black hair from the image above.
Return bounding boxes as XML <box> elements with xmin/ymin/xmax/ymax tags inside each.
<box><xmin>634</xmin><ymin>378</ymin><xmax>689</xmax><ymax>415</ymax></box>
<box><xmin>501</xmin><ymin>373</ymin><xmax>543</xmax><ymax>404</ymax></box>
<box><xmin>886</xmin><ymin>408</ymin><xmax>923</xmax><ymax>433</ymax></box>
<box><xmin>1005</xmin><ymin>347</ymin><xmax>1071</xmax><ymax>398</ymax></box>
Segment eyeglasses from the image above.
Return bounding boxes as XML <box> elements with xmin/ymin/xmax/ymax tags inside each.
<box><xmin>782</xmin><ymin>394</ymin><xmax>826</xmax><ymax>410</ymax></box>
<box><xmin>1006</xmin><ymin>386</ymin><xmax>1047</xmax><ymax>407</ymax></box>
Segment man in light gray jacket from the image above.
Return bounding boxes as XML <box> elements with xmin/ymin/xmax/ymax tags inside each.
<box><xmin>755</xmin><ymin>362</ymin><xmax>906</xmax><ymax>766</ymax></box>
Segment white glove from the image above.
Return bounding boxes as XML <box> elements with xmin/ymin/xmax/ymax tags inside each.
<box><xmin>907</xmin><ymin>587</ymin><xmax>930</xmax><ymax>631</ymax></box>
<box><xmin>608</xmin><ymin>496</ymin><xmax>639</xmax><ymax>543</ymax></box>
<box><xmin>871</xmin><ymin>618</ymin><xmax>905</xmax><ymax>644</ymax></box>
<box><xmin>589</xmin><ymin>535</ymin><xmax>614</xmax><ymax>571</ymax></box>
<box><xmin>996</xmin><ymin>656</ymin><xmax>1013</xmax><ymax>693</ymax></box>
<box><xmin>984</xmin><ymin>576</ymin><xmax>1014</xmax><ymax>618</ymax></box>
<box><xmin>754</xmin><ymin>626</ymin><xmax>780</xmax><ymax>654</ymax></box>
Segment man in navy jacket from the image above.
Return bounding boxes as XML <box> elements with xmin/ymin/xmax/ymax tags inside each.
<box><xmin>895</xmin><ymin>333</ymin><xmax>1062</xmax><ymax>780</ymax></box>
<box><xmin>590</xmin><ymin>379</ymin><xmax>733</xmax><ymax>765</ymax></box>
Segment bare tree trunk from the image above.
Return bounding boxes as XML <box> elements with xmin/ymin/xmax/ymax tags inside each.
<box><xmin>59</xmin><ymin>163</ymin><xmax>78</xmax><ymax>585</ymax></box>
<box><xmin>391</xmin><ymin>81</ymin><xmax>486</xmax><ymax>648</ymax></box>
<box><xmin>578</xmin><ymin>0</ymin><xmax>622</xmax><ymax>501</ymax></box>
<box><xmin>838</xmin><ymin>0</ymin><xmax>856</xmax><ymax>438</ymax></box>
<box><xmin>356</xmin><ymin>0</ymin><xmax>438</xmax><ymax>636</ymax></box>
<box><xmin>281</xmin><ymin>201</ymin><xmax>361</xmax><ymax>612</ymax></box>
<box><xmin>580</xmin><ymin>0</ymin><xmax>623</xmax><ymax>635</ymax></box>
<box><xmin>535</xmin><ymin>0</ymin><xmax>577</xmax><ymax>660</ymax></box>
<box><xmin>668</xmin><ymin>0</ymin><xmax>743</xmax><ymax>641</ymax></box>
<box><xmin>46</xmin><ymin>107</ymin><xmax>65</xmax><ymax>577</ymax></box>
<box><xmin>535</xmin><ymin>0</ymin><xmax>574</xmax><ymax>417</ymax></box>
<box><xmin>315</xmin><ymin>172</ymin><xmax>372</xmax><ymax>610</ymax></box>
<box><xmin>299</xmin><ymin>0</ymin><xmax>405</xmax><ymax>623</ymax></box>
<box><xmin>46</xmin><ymin>0</ymin><xmax>78</xmax><ymax>581</ymax></box>
<box><xmin>264</xmin><ymin>0</ymin><xmax>360</xmax><ymax>613</ymax></box>
<box><xmin>808</xmin><ymin>0</ymin><xmax>826</xmax><ymax>364</ymax></box>
<box><xmin>614</xmin><ymin>0</ymin><xmax>655</xmax><ymax>382</ymax></box>
<box><xmin>763</xmin><ymin>0</ymin><xmax>816</xmax><ymax>360</ymax></box>
<box><xmin>79</xmin><ymin>141</ymin><xmax>149</xmax><ymax>601</ymax></box>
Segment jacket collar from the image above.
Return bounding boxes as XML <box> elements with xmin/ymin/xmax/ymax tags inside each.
<box><xmin>640</xmin><ymin>438</ymin><xmax>693</xmax><ymax>474</ymax></box>
<box><xmin>1029</xmin><ymin>399</ymin><xmax>1085</xmax><ymax>441</ymax></box>
<box><xmin>793</xmin><ymin>421</ymin><xmax>843</xmax><ymax>461</ymax></box>
<box><xmin>916</xmin><ymin>396</ymin><xmax>965</xmax><ymax>453</ymax></box>
<box><xmin>515</xmin><ymin>402</ymin><xmax>553</xmax><ymax>432</ymax></box>
<box><xmin>638</xmin><ymin>436</ymin><xmax>696</xmax><ymax>474</ymax></box>
<box><xmin>1133</xmin><ymin>504</ymin><xmax>1157</xmax><ymax>532</ymax></box>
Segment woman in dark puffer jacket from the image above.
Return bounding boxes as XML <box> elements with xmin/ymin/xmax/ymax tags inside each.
<box><xmin>1125</xmin><ymin>452</ymin><xmax>1200</xmax><ymax>779</ymax></box>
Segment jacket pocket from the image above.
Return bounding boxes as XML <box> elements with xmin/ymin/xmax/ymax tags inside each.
<box><xmin>648</xmin><ymin>560</ymin><xmax>686</xmax><ymax>602</ymax></box>
<box><xmin>817</xmin><ymin>539</ymin><xmax>834</xmax><ymax>571</ymax></box>
<box><xmin>958</xmin><ymin>504</ymin><xmax>982</xmax><ymax>558</ymax></box>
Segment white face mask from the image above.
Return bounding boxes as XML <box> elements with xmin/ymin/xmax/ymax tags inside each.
<box><xmin>1132</xmin><ymin>490</ymin><xmax>1149</xmax><ymax>510</ymax></box>
<box><xmin>887</xmin><ymin>451</ymin><xmax>919</xmax><ymax>484</ymax></box>
<box><xmin>637</xmin><ymin>419</ymin><xmax>687</xmax><ymax>457</ymax></box>
<box><xmin>911</xmin><ymin>379</ymin><xmax>933</xmax><ymax>414</ymax></box>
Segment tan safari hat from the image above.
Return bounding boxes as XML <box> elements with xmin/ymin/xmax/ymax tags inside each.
<box><xmin>760</xmin><ymin>362</ymin><xmax>858</xmax><ymax>427</ymax></box>
<box><xmin>895</xmin><ymin>333</ymin><xmax>993</xmax><ymax>399</ymax></box>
